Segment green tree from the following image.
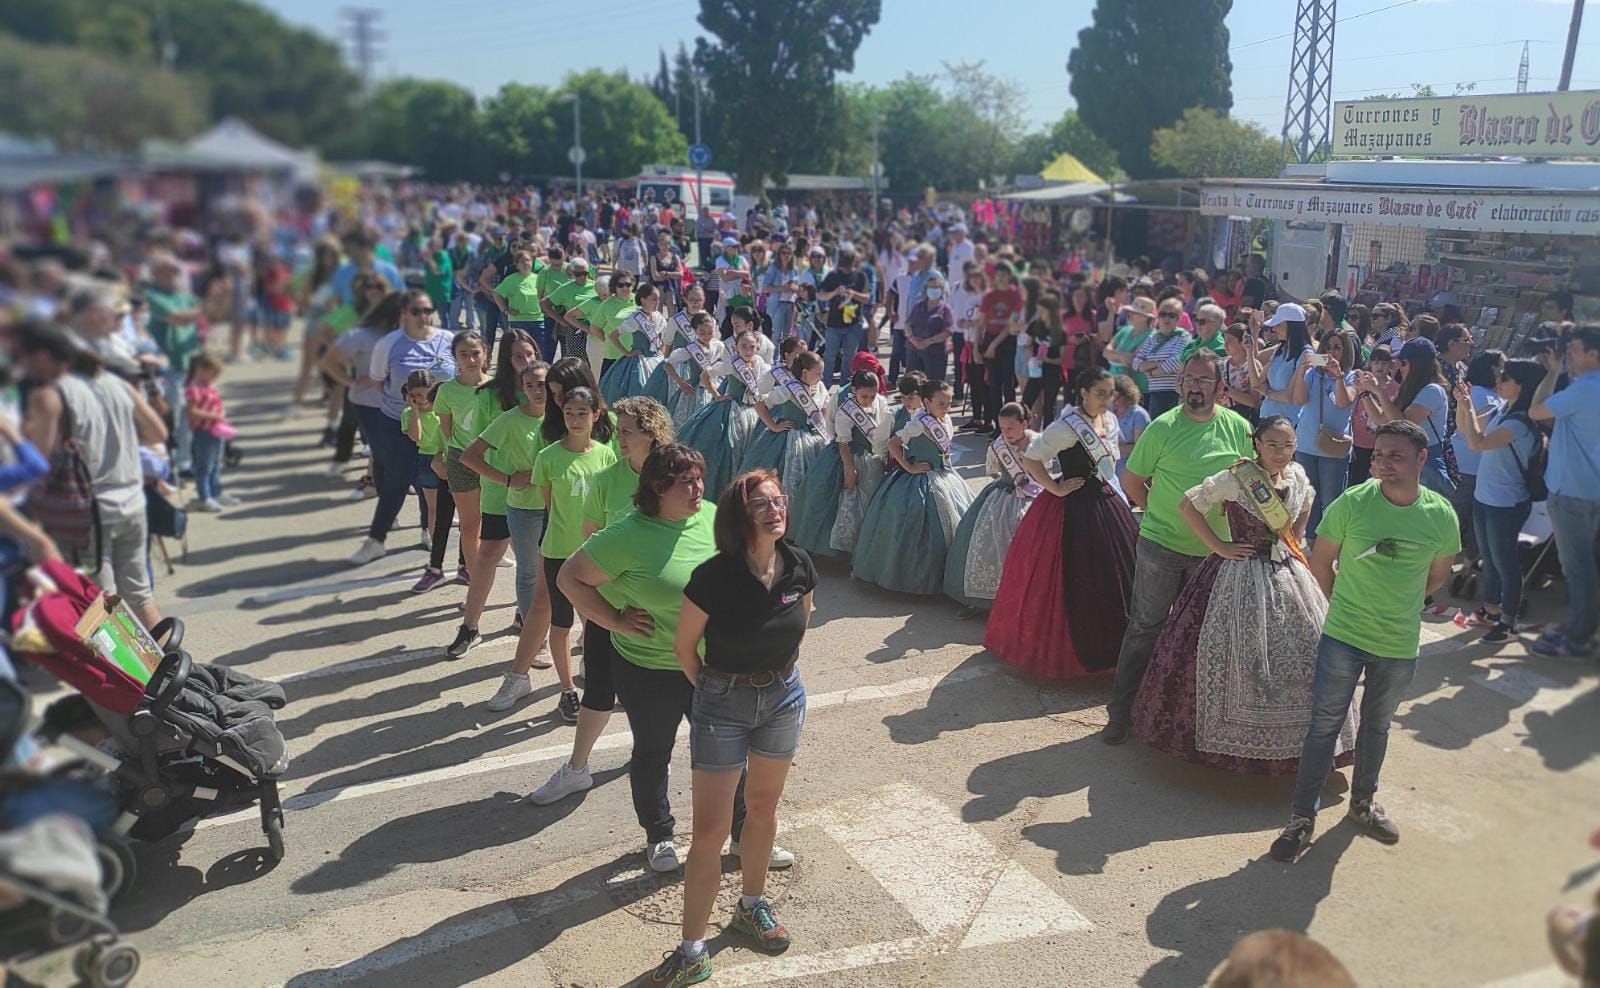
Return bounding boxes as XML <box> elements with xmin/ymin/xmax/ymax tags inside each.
<box><xmin>1149</xmin><ymin>107</ymin><xmax>1283</xmax><ymax>178</ymax></box>
<box><xmin>355</xmin><ymin>79</ymin><xmax>483</xmax><ymax>182</ymax></box>
<box><xmin>0</xmin><ymin>35</ymin><xmax>205</xmax><ymax>151</ymax></box>
<box><xmin>1361</xmin><ymin>81</ymin><xmax>1478</xmax><ymax>101</ymax></box>
<box><xmin>694</xmin><ymin>0</ymin><xmax>881</xmax><ymax>192</ymax></box>
<box><xmin>480</xmin><ymin>82</ymin><xmax>558</xmax><ymax>180</ymax></box>
<box><xmin>546</xmin><ymin>69</ymin><xmax>687</xmax><ymax>179</ymax></box>
<box><xmin>1067</xmin><ymin>0</ymin><xmax>1233</xmax><ymax>178</ymax></box>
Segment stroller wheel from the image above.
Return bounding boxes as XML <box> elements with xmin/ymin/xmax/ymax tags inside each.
<box><xmin>48</xmin><ymin>907</ymin><xmax>92</xmax><ymax>945</ymax></box>
<box><xmin>96</xmin><ymin>839</ymin><xmax>138</xmax><ymax>904</ymax></box>
<box><xmin>87</xmin><ymin>942</ymin><xmax>141</xmax><ymax>988</ymax></box>
<box><xmin>264</xmin><ymin>812</ymin><xmax>285</xmax><ymax>861</ymax></box>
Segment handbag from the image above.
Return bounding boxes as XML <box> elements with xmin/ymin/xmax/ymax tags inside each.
<box><xmin>1314</xmin><ymin>379</ymin><xmax>1353</xmax><ymax>458</ymax></box>
<box><xmin>26</xmin><ymin>385</ymin><xmax>102</xmax><ymax>567</ymax></box>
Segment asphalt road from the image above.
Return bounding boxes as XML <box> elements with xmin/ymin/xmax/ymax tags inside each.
<box><xmin>19</xmin><ymin>357</ymin><xmax>1600</xmax><ymax>987</ymax></box>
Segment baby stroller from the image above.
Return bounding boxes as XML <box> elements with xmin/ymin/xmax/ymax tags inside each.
<box><xmin>9</xmin><ymin>560</ymin><xmax>289</xmax><ymax>860</ymax></box>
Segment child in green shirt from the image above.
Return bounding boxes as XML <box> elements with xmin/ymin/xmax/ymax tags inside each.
<box><xmin>401</xmin><ymin>370</ymin><xmax>445</xmax><ymax>550</ymax></box>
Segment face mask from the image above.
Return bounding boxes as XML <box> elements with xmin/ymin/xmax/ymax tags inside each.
<box><xmin>926</xmin><ymin>288</ymin><xmax>944</xmax><ymax>300</ymax></box>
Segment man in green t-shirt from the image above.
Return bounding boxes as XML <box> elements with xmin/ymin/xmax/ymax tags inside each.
<box><xmin>143</xmin><ymin>254</ymin><xmax>203</xmax><ymax>474</ymax></box>
<box><xmin>1179</xmin><ymin>302</ymin><xmax>1228</xmax><ymax>362</ymax></box>
<box><xmin>1103</xmin><ymin>350</ymin><xmax>1253</xmax><ymax>744</ymax></box>
<box><xmin>1271</xmin><ymin>419</ymin><xmax>1459</xmax><ymax>862</ymax></box>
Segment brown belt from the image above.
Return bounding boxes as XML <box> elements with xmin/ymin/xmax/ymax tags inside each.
<box><xmin>700</xmin><ymin>662</ymin><xmax>796</xmax><ymax>688</ymax></box>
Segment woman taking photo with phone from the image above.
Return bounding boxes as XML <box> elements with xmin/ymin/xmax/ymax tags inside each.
<box><xmin>649</xmin><ymin>469</ymin><xmax>816</xmax><ymax>986</ymax></box>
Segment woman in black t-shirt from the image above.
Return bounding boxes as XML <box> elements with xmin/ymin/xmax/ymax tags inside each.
<box><xmin>651</xmin><ymin>469</ymin><xmax>816</xmax><ymax>983</ymax></box>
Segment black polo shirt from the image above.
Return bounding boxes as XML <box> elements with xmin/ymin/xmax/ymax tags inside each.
<box><xmin>684</xmin><ymin>540</ymin><xmax>816</xmax><ymax>675</ymax></box>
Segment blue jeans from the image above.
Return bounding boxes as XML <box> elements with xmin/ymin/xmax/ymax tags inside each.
<box><xmin>904</xmin><ymin>340</ymin><xmax>948</xmax><ymax>381</ymax></box>
<box><xmin>159</xmin><ymin>371</ymin><xmax>193</xmax><ymax>472</ymax></box>
<box><xmin>1290</xmin><ymin>635</ymin><xmax>1417</xmax><ymax>819</ymax></box>
<box><xmin>1109</xmin><ymin>538</ymin><xmax>1207</xmax><ymax>724</ymax></box>
<box><xmin>1548</xmin><ymin>493</ymin><xmax>1600</xmax><ymax>643</ymax></box>
<box><xmin>475</xmin><ymin>298</ymin><xmax>505</xmax><ymax>353</ymax></box>
<box><xmin>822</xmin><ymin>325</ymin><xmax>864</xmax><ymax>388</ymax></box>
<box><xmin>1295</xmin><ymin>451</ymin><xmax>1350</xmax><ymax>539</ymax></box>
<box><xmin>191</xmin><ymin>430</ymin><xmax>224</xmax><ymax>501</ymax></box>
<box><xmin>769</xmin><ymin>301</ymin><xmax>797</xmax><ymax>340</ymax></box>
<box><xmin>505</xmin><ymin>506</ymin><xmax>546</xmax><ymax>619</ymax></box>
<box><xmin>1147</xmin><ymin>390</ymin><xmax>1181</xmax><ymax>418</ymax></box>
<box><xmin>447</xmin><ymin>292</ymin><xmax>477</xmax><ymax>332</ymax></box>
<box><xmin>690</xmin><ymin>668</ymin><xmax>806</xmax><ymax>771</ymax></box>
<box><xmin>362</xmin><ymin>409</ymin><xmax>417</xmax><ymax>542</ymax></box>
<box><xmin>1473</xmin><ymin>500</ymin><xmax>1531</xmax><ymax>621</ymax></box>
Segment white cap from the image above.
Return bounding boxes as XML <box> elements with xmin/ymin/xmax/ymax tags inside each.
<box><xmin>1264</xmin><ymin>302</ymin><xmax>1306</xmax><ymax>326</ymax></box>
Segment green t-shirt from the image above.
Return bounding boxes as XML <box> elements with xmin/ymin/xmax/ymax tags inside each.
<box><xmin>1180</xmin><ymin>331</ymin><xmax>1227</xmax><ymax>362</ymax></box>
<box><xmin>1125</xmin><ymin>406</ymin><xmax>1254</xmax><ymax>557</ymax></box>
<box><xmin>535</xmin><ymin>266</ymin><xmax>568</xmax><ymax>303</ymax></box>
<box><xmin>599</xmin><ymin>300</ymin><xmax>640</xmax><ymax>361</ymax></box>
<box><xmin>580</xmin><ymin>502</ymin><xmax>717</xmax><ymax>671</ymax></box>
<box><xmin>1109</xmin><ymin>324</ymin><xmax>1152</xmax><ymax>393</ymax></box>
<box><xmin>424</xmin><ymin>250</ymin><xmax>454</xmax><ymax>308</ymax></box>
<box><xmin>322</xmin><ymin>303</ymin><xmax>360</xmax><ymax>336</ymax></box>
<box><xmin>1317</xmin><ymin>479</ymin><xmax>1461</xmax><ymax>659</ymax></box>
<box><xmin>533</xmin><ymin>440</ymin><xmax>619</xmax><ymax>558</ymax></box>
<box><xmin>583</xmin><ymin>458</ymin><xmax>641</xmax><ymax>532</ymax></box>
<box><xmin>547</xmin><ymin>277</ymin><xmax>598</xmax><ymax>329</ymax></box>
<box><xmin>144</xmin><ymin>286</ymin><xmax>201</xmax><ymax>371</ymax></box>
<box><xmin>401</xmin><ymin>406</ymin><xmax>444</xmax><ymax>456</ymax></box>
<box><xmin>495</xmin><ymin>270</ymin><xmax>544</xmax><ymax>320</ymax></box>
<box><xmin>433</xmin><ymin>379</ymin><xmax>494</xmax><ymax>450</ymax></box>
<box><xmin>478</xmin><ymin>406</ymin><xmax>549</xmax><ymax>511</ymax></box>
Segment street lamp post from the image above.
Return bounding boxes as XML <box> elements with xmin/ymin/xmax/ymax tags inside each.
<box><xmin>561</xmin><ymin>91</ymin><xmax>582</xmax><ymax>198</ymax></box>
<box><xmin>692</xmin><ymin>72</ymin><xmax>706</xmax><ymax>221</ymax></box>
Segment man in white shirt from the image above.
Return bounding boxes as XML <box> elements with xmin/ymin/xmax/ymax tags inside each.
<box><xmin>945</xmin><ymin>223</ymin><xmax>975</xmax><ymax>284</ymax></box>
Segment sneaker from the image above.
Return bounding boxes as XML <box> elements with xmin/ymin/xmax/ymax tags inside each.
<box><xmin>1460</xmin><ymin>607</ymin><xmax>1497</xmax><ymax>628</ymax></box>
<box><xmin>455</xmin><ymin>565</ymin><xmax>471</xmax><ymax>585</ymax></box>
<box><xmin>1269</xmin><ymin>815</ymin><xmax>1315</xmax><ymax>862</ymax></box>
<box><xmin>348</xmin><ymin>537</ymin><xmax>386</xmax><ymax>566</ymax></box>
<box><xmin>559</xmin><ymin>688</ymin><xmax>581</xmax><ymax>723</ymax></box>
<box><xmin>419</xmin><ymin>528</ymin><xmax>433</xmax><ymax>549</ymax></box>
<box><xmin>1531</xmin><ymin>633</ymin><xmax>1594</xmax><ymax>659</ymax></box>
<box><xmin>319</xmin><ymin>427</ymin><xmax>337</xmax><ymax>448</ymax></box>
<box><xmin>728</xmin><ymin>841</ymin><xmax>795</xmax><ymax>870</ymax></box>
<box><xmin>646</xmin><ymin>946</ymin><xmax>709</xmax><ymax>987</ymax></box>
<box><xmin>349</xmin><ymin>480</ymin><xmax>375</xmax><ymax>501</ymax></box>
<box><xmin>529</xmin><ymin>642</ymin><xmax>553</xmax><ymax>670</ymax></box>
<box><xmin>1482</xmin><ymin>621</ymin><xmax>1514</xmax><ymax>644</ymax></box>
<box><xmin>1346</xmin><ymin>799</ymin><xmax>1400</xmax><ymax>844</ymax></box>
<box><xmin>412</xmin><ymin>568</ymin><xmax>446</xmax><ymax>593</ymax></box>
<box><xmin>216</xmin><ymin>493</ymin><xmax>240</xmax><ymax>507</ymax></box>
<box><xmin>200</xmin><ymin>497</ymin><xmax>225</xmax><ymax>513</ymax></box>
<box><xmin>485</xmin><ymin>672</ymin><xmax>534</xmax><ymax>712</ymax></box>
<box><xmin>445</xmin><ymin>624</ymin><xmax>479</xmax><ymax>659</ymax></box>
<box><xmin>1100</xmin><ymin>721</ymin><xmax>1130</xmax><ymax>746</ymax></box>
<box><xmin>526</xmin><ymin>761</ymin><xmax>593</xmax><ymax>805</ymax></box>
<box><xmin>647</xmin><ymin>839</ymin><xmax>680</xmax><ymax>873</ymax></box>
<box><xmin>323</xmin><ymin>461</ymin><xmax>345</xmax><ymax>478</ymax></box>
<box><xmin>730</xmin><ymin>897</ymin><xmax>791</xmax><ymax>953</ymax></box>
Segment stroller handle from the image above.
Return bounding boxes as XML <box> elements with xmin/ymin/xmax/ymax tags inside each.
<box><xmin>149</xmin><ymin>617</ymin><xmax>185</xmax><ymax>655</ymax></box>
<box><xmin>146</xmin><ymin>650</ymin><xmax>191</xmax><ymax>715</ymax></box>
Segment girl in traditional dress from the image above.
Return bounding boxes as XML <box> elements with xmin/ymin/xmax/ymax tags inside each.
<box><xmin>741</xmin><ymin>349</ymin><xmax>833</xmax><ymax>493</ymax></box>
<box><xmin>789</xmin><ymin>369</ymin><xmax>893</xmax><ymax>557</ymax></box>
<box><xmin>599</xmin><ymin>283</ymin><xmax>668</xmax><ymax>404</ymax></box>
<box><xmin>891</xmin><ymin>371</ymin><xmax>926</xmax><ymax>433</ymax></box>
<box><xmin>660</xmin><ymin>311</ymin><xmax>726</xmax><ymax>428</ymax></box>
<box><xmin>852</xmin><ymin>379</ymin><xmax>976</xmax><ymax>595</ymax></box>
<box><xmin>1130</xmin><ymin>415</ymin><xmax>1357</xmax><ymax>774</ymax></box>
<box><xmin>985</xmin><ymin>367</ymin><xmax>1137</xmax><ymax>678</ymax></box>
<box><xmin>676</xmin><ymin>329</ymin><xmax>771</xmax><ymax>501</ymax></box>
<box><xmin>943</xmin><ymin>402</ymin><xmax>1040</xmax><ymax>617</ymax></box>
<box><xmin>642</xmin><ymin>284</ymin><xmax>707</xmax><ymax>403</ymax></box>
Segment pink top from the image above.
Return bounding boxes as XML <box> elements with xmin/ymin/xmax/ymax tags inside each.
<box><xmin>184</xmin><ymin>381</ymin><xmax>229</xmax><ymax>438</ymax></box>
<box><xmin>1351</xmin><ymin>380</ymin><xmax>1400</xmax><ymax>448</ymax></box>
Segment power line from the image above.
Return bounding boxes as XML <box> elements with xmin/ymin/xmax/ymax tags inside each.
<box><xmin>1231</xmin><ymin>0</ymin><xmax>1422</xmax><ymax>52</ymax></box>
<box><xmin>340</xmin><ymin>7</ymin><xmax>384</xmax><ymax>92</ymax></box>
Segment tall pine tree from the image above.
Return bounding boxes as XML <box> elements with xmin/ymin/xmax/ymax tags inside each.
<box><xmin>1067</xmin><ymin>0</ymin><xmax>1233</xmax><ymax>179</ymax></box>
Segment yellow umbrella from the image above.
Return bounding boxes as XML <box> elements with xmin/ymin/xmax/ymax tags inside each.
<box><xmin>1038</xmin><ymin>152</ymin><xmax>1103</xmax><ymax>185</ymax></box>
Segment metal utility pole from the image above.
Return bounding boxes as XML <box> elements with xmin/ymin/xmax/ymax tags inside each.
<box><xmin>562</xmin><ymin>93</ymin><xmax>583</xmax><ymax>198</ymax></box>
<box><xmin>340</xmin><ymin>7</ymin><xmax>384</xmax><ymax>93</ymax></box>
<box><xmin>693</xmin><ymin>73</ymin><xmax>705</xmax><ymax>220</ymax></box>
<box><xmin>1559</xmin><ymin>0</ymin><xmax>1586</xmax><ymax>91</ymax></box>
<box><xmin>1281</xmin><ymin>0</ymin><xmax>1337</xmax><ymax>165</ymax></box>
<box><xmin>870</xmin><ymin>114</ymin><xmax>882</xmax><ymax>226</ymax></box>
<box><xmin>1517</xmin><ymin>41</ymin><xmax>1531</xmax><ymax>92</ymax></box>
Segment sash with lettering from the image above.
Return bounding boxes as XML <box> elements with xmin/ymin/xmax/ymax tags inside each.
<box><xmin>780</xmin><ymin>373</ymin><xmax>832</xmax><ymax>441</ymax></box>
<box><xmin>914</xmin><ymin>409</ymin><xmax>953</xmax><ymax>459</ymax></box>
<box><xmin>1058</xmin><ymin>407</ymin><xmax>1116</xmax><ymax>484</ymax></box>
<box><xmin>990</xmin><ymin>435</ymin><xmax>1041</xmax><ymax>500</ymax></box>
<box><xmin>631</xmin><ymin>310</ymin><xmax>663</xmax><ymax>351</ymax></box>
<box><xmin>838</xmin><ymin>397</ymin><xmax>877</xmax><ymax>443</ymax></box>
<box><xmin>728</xmin><ymin>354</ymin><xmax>763</xmax><ymax>401</ymax></box>
<box><xmin>671</xmin><ymin>310</ymin><xmax>694</xmax><ymax>345</ymax></box>
<box><xmin>681</xmin><ymin>335</ymin><xmax>713</xmax><ymax>377</ymax></box>
<box><xmin>1226</xmin><ymin>458</ymin><xmax>1311</xmax><ymax>568</ymax></box>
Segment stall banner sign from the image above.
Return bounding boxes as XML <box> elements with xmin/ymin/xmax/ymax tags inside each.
<box><xmin>1331</xmin><ymin>90</ymin><xmax>1600</xmax><ymax>158</ymax></box>
<box><xmin>1199</xmin><ymin>184</ymin><xmax>1600</xmax><ymax>236</ymax></box>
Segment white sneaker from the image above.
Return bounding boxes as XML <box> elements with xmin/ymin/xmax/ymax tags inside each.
<box><xmin>323</xmin><ymin>461</ymin><xmax>345</xmax><ymax>478</ymax></box>
<box><xmin>485</xmin><ymin>672</ymin><xmax>534</xmax><ymax>712</ymax></box>
<box><xmin>728</xmin><ymin>841</ymin><xmax>795</xmax><ymax>869</ymax></box>
<box><xmin>647</xmin><ymin>839</ymin><xmax>680</xmax><ymax>873</ymax></box>
<box><xmin>216</xmin><ymin>494</ymin><xmax>241</xmax><ymax>507</ymax></box>
<box><xmin>190</xmin><ymin>498</ymin><xmax>217</xmax><ymax>513</ymax></box>
<box><xmin>420</xmin><ymin>528</ymin><xmax>433</xmax><ymax>549</ymax></box>
<box><xmin>525</xmin><ymin>761</ymin><xmax>593</xmax><ymax>805</ymax></box>
<box><xmin>348</xmin><ymin>483</ymin><xmax>373</xmax><ymax>501</ymax></box>
<box><xmin>530</xmin><ymin>642</ymin><xmax>553</xmax><ymax>670</ymax></box>
<box><xmin>200</xmin><ymin>498</ymin><xmax>225</xmax><ymax>513</ymax></box>
<box><xmin>347</xmin><ymin>537</ymin><xmax>386</xmax><ymax>566</ymax></box>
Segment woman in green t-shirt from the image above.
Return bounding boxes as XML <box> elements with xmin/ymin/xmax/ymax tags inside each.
<box><xmin>446</xmin><ymin>328</ymin><xmax>541</xmax><ymax>659</ymax></box>
<box><xmin>524</xmin><ymin>395</ymin><xmax>674</xmax><ymax>792</ymax></box>
<box><xmin>556</xmin><ymin>445</ymin><xmax>779</xmax><ymax>874</ymax></box>
<box><xmin>422</xmin><ymin>330</ymin><xmax>491</xmax><ymax>591</ymax></box>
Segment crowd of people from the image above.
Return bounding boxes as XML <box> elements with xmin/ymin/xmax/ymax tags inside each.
<box><xmin>1</xmin><ymin>178</ymin><xmax>1598</xmax><ymax>986</ymax></box>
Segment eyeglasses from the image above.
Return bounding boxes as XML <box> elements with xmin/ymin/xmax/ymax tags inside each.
<box><xmin>1180</xmin><ymin>374</ymin><xmax>1219</xmax><ymax>386</ymax></box>
<box><xmin>409</xmin><ymin>306</ymin><xmax>435</xmax><ymax>315</ymax></box>
<box><xmin>1259</xmin><ymin>440</ymin><xmax>1296</xmax><ymax>452</ymax></box>
<box><xmin>750</xmin><ymin>495</ymin><xmax>790</xmax><ymax>512</ymax></box>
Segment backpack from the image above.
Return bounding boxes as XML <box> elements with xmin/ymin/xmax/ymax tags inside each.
<box><xmin>1507</xmin><ymin>412</ymin><xmax>1549</xmax><ymax>503</ymax></box>
<box><xmin>27</xmin><ymin>385</ymin><xmax>102</xmax><ymax>566</ymax></box>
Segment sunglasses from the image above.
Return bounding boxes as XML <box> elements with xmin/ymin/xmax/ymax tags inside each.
<box><xmin>410</xmin><ymin>306</ymin><xmax>435</xmax><ymax>315</ymax></box>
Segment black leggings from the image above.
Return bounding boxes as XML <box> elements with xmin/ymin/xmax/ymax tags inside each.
<box><xmin>1021</xmin><ymin>364</ymin><xmax>1063</xmax><ymax>422</ymax></box>
<box><xmin>426</xmin><ymin>483</ymin><xmax>467</xmax><ymax>571</ymax></box>
<box><xmin>544</xmin><ymin>554</ymin><xmax>575</xmax><ymax>629</ymax></box>
<box><xmin>579</xmin><ymin>622</ymin><xmax>618</xmax><ymax>712</ymax></box>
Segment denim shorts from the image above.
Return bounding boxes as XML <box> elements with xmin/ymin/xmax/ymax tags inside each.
<box><xmin>413</xmin><ymin>451</ymin><xmax>440</xmax><ymax>490</ymax></box>
<box><xmin>690</xmin><ymin>667</ymin><xmax>806</xmax><ymax>771</ymax></box>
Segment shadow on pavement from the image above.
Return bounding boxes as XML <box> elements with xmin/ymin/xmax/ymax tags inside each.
<box><xmin>881</xmin><ymin>653</ymin><xmax>1109</xmax><ymax>745</ymax></box>
<box><xmin>1523</xmin><ymin>681</ymin><xmax>1600</xmax><ymax>771</ymax></box>
<box><xmin>291</xmin><ymin>779</ymin><xmax>624</xmax><ymax>895</ymax></box>
<box><xmin>210</xmin><ymin>601</ymin><xmax>461</xmax><ymax>666</ymax></box>
<box><xmin>114</xmin><ymin>843</ymin><xmax>281</xmax><ymax>934</ymax></box>
<box><xmin>1139</xmin><ymin>825</ymin><xmax>1357</xmax><ymax>987</ymax></box>
<box><xmin>178</xmin><ymin>526</ymin><xmax>364</xmax><ymax>569</ymax></box>
<box><xmin>176</xmin><ymin>556</ymin><xmax>358</xmax><ymax>600</ymax></box>
<box><xmin>279</xmin><ymin>660</ymin><xmax>524</xmax><ymax>740</ymax></box>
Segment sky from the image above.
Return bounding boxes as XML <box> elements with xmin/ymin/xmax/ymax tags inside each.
<box><xmin>259</xmin><ymin>0</ymin><xmax>1598</xmax><ymax>137</ymax></box>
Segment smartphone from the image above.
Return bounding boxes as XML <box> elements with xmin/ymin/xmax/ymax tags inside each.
<box><xmin>1308</xmin><ymin>353</ymin><xmax>1330</xmax><ymax>367</ymax></box>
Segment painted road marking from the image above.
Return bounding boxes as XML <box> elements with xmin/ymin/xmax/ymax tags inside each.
<box><xmin>196</xmin><ymin>663</ymin><xmax>1002</xmax><ymax>831</ymax></box>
